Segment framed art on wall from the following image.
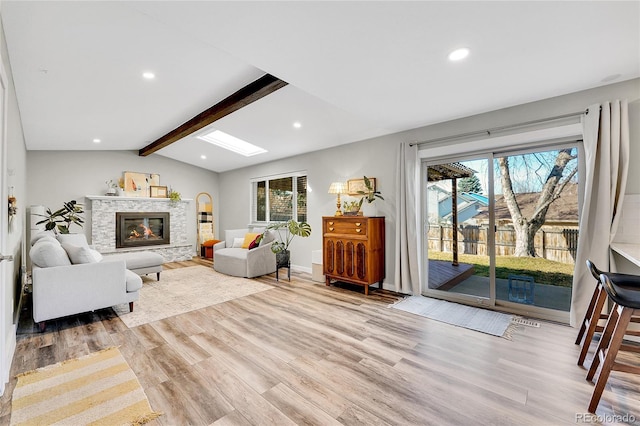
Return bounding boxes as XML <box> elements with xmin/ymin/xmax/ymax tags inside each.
<box><xmin>123</xmin><ymin>172</ymin><xmax>160</xmax><ymax>197</ymax></box>
<box><xmin>346</xmin><ymin>177</ymin><xmax>376</xmax><ymax>196</ymax></box>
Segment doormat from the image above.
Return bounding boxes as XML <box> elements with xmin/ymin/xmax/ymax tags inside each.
<box><xmin>391</xmin><ymin>296</ymin><xmax>515</xmax><ymax>338</ymax></box>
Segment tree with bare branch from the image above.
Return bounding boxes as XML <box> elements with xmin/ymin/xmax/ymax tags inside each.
<box><xmin>497</xmin><ymin>148</ymin><xmax>578</xmax><ymax>257</ymax></box>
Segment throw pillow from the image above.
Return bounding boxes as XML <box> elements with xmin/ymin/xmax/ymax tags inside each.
<box><xmin>30</xmin><ymin>230</ymin><xmax>56</xmax><ymax>246</ymax></box>
<box><xmin>30</xmin><ymin>241</ymin><xmax>72</xmax><ymax>268</ymax></box>
<box><xmin>61</xmin><ymin>243</ymin><xmax>99</xmax><ymax>264</ymax></box>
<box><xmin>241</xmin><ymin>232</ymin><xmax>261</xmax><ymax>249</ymax></box>
<box><xmin>57</xmin><ymin>233</ymin><xmax>90</xmax><ymax>248</ymax></box>
<box><xmin>35</xmin><ymin>236</ymin><xmax>59</xmax><ymax>246</ymax></box>
<box><xmin>232</xmin><ymin>237</ymin><xmax>245</xmax><ymax>248</ymax></box>
<box><xmin>248</xmin><ymin>234</ymin><xmax>263</xmax><ymax>250</ymax></box>
<box><xmin>260</xmin><ymin>230</ymin><xmax>276</xmax><ymax>246</ymax></box>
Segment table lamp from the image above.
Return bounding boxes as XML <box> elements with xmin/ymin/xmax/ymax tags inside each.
<box><xmin>328</xmin><ymin>182</ymin><xmax>346</xmax><ymax>216</ymax></box>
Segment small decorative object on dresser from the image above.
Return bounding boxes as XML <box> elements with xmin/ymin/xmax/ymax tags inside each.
<box><xmin>323</xmin><ymin>216</ymin><xmax>385</xmax><ymax>295</ymax></box>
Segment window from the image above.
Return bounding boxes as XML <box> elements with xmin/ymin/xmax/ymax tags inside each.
<box><xmin>251</xmin><ymin>172</ymin><xmax>307</xmax><ymax>223</ymax></box>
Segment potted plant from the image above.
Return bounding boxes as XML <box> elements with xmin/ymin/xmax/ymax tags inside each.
<box><xmin>35</xmin><ymin>200</ymin><xmax>85</xmax><ymax>234</ymax></box>
<box><xmin>357</xmin><ymin>175</ymin><xmax>384</xmax><ymax>205</ymax></box>
<box><xmin>266</xmin><ymin>219</ymin><xmax>312</xmax><ymax>266</ymax></box>
<box><xmin>168</xmin><ymin>188</ymin><xmax>181</xmax><ymax>203</ymax></box>
<box><xmin>342</xmin><ymin>176</ymin><xmax>384</xmax><ymax>216</ymax></box>
<box><xmin>343</xmin><ymin>200</ymin><xmax>362</xmax><ymax>216</ymax></box>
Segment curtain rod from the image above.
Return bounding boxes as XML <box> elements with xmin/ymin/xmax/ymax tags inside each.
<box><xmin>409</xmin><ymin>109</ymin><xmax>589</xmax><ymax>147</ymax></box>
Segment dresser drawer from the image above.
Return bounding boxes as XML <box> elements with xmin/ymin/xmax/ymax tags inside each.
<box><xmin>324</xmin><ymin>218</ymin><xmax>367</xmax><ymax>235</ymax></box>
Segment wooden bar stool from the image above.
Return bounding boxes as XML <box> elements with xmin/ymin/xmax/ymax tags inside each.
<box><xmin>586</xmin><ymin>273</ymin><xmax>640</xmax><ymax>413</ymax></box>
<box><xmin>575</xmin><ymin>260</ymin><xmax>640</xmax><ymax>366</ymax></box>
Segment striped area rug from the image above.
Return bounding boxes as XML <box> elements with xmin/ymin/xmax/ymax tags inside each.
<box><xmin>10</xmin><ymin>347</ymin><xmax>161</xmax><ymax>426</ymax></box>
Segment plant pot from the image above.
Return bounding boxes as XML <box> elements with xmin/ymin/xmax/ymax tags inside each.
<box><xmin>276</xmin><ymin>250</ymin><xmax>290</xmax><ymax>268</ymax></box>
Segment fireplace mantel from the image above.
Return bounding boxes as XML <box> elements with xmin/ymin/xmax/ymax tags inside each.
<box><xmin>86</xmin><ymin>195</ymin><xmax>193</xmax><ymax>202</ymax></box>
<box><xmin>86</xmin><ymin>195</ymin><xmax>193</xmax><ymax>262</ymax></box>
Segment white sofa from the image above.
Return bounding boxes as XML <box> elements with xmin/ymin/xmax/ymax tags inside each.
<box><xmin>29</xmin><ymin>231</ymin><xmax>147</xmax><ymax>331</ymax></box>
<box><xmin>213</xmin><ymin>228</ymin><xmax>277</xmax><ymax>278</ymax></box>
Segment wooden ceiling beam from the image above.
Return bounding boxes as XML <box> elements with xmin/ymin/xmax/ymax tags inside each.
<box><xmin>139</xmin><ymin>73</ymin><xmax>288</xmax><ymax>157</ymax></box>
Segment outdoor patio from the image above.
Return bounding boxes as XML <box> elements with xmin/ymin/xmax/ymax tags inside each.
<box><xmin>445</xmin><ymin>275</ymin><xmax>571</xmax><ymax>311</ymax></box>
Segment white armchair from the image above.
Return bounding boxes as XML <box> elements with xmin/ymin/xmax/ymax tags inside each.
<box><xmin>213</xmin><ymin>228</ymin><xmax>277</xmax><ymax>278</ymax></box>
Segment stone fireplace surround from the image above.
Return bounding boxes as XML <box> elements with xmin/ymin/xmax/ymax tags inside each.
<box><xmin>86</xmin><ymin>195</ymin><xmax>193</xmax><ymax>262</ymax></box>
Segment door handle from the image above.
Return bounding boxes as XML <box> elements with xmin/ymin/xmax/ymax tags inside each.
<box><xmin>0</xmin><ymin>254</ymin><xmax>14</xmax><ymax>262</ymax></box>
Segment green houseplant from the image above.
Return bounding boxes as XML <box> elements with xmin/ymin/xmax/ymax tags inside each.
<box><xmin>168</xmin><ymin>188</ymin><xmax>181</xmax><ymax>203</ymax></box>
<box><xmin>344</xmin><ymin>176</ymin><xmax>384</xmax><ymax>215</ymax></box>
<box><xmin>266</xmin><ymin>219</ymin><xmax>312</xmax><ymax>266</ymax></box>
<box><xmin>357</xmin><ymin>175</ymin><xmax>384</xmax><ymax>205</ymax></box>
<box><xmin>35</xmin><ymin>200</ymin><xmax>85</xmax><ymax>234</ymax></box>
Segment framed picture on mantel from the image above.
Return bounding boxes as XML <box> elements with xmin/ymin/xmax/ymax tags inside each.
<box><xmin>150</xmin><ymin>185</ymin><xmax>168</xmax><ymax>198</ymax></box>
<box><xmin>123</xmin><ymin>171</ymin><xmax>160</xmax><ymax>197</ymax></box>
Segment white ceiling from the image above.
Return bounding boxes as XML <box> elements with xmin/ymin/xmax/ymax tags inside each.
<box><xmin>2</xmin><ymin>1</ymin><xmax>639</xmax><ymax>172</ymax></box>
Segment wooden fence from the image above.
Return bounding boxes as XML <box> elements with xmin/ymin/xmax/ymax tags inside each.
<box><xmin>428</xmin><ymin>224</ymin><xmax>579</xmax><ymax>264</ymax></box>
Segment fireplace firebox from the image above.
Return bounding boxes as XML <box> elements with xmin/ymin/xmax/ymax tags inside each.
<box><xmin>115</xmin><ymin>212</ymin><xmax>170</xmax><ymax>248</ymax></box>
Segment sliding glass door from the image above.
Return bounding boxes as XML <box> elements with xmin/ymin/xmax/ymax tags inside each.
<box><xmin>422</xmin><ymin>143</ymin><xmax>580</xmax><ymax>322</ymax></box>
<box><xmin>424</xmin><ymin>156</ymin><xmax>496</xmax><ymax>308</ymax></box>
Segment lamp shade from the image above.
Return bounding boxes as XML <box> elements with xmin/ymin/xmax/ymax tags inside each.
<box><xmin>328</xmin><ymin>182</ymin><xmax>346</xmax><ymax>194</ymax></box>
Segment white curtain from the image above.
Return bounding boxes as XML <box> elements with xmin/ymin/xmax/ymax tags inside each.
<box><xmin>394</xmin><ymin>142</ymin><xmax>421</xmax><ymax>294</ymax></box>
<box><xmin>570</xmin><ymin>100</ymin><xmax>629</xmax><ymax>327</ymax></box>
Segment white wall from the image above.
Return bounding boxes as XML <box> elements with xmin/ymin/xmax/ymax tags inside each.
<box><xmin>26</xmin><ymin>151</ymin><xmax>219</xmax><ymax>253</ymax></box>
<box><xmin>218</xmin><ymin>78</ymin><xmax>640</xmax><ymax>288</ymax></box>
<box><xmin>1</xmin><ymin>10</ymin><xmax>27</xmax><ymax>395</ymax></box>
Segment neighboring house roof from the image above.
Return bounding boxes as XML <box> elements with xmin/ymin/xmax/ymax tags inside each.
<box><xmin>475</xmin><ymin>183</ymin><xmax>579</xmax><ymax>223</ymax></box>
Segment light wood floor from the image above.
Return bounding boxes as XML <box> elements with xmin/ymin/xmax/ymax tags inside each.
<box><xmin>2</xmin><ymin>259</ymin><xmax>640</xmax><ymax>425</ymax></box>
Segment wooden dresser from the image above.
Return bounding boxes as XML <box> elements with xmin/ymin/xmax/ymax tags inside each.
<box><xmin>322</xmin><ymin>216</ymin><xmax>385</xmax><ymax>295</ymax></box>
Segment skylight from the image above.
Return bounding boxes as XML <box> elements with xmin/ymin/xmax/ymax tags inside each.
<box><xmin>197</xmin><ymin>130</ymin><xmax>267</xmax><ymax>157</ymax></box>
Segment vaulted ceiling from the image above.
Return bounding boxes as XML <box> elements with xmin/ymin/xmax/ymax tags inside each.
<box><xmin>2</xmin><ymin>1</ymin><xmax>638</xmax><ymax>172</ymax></box>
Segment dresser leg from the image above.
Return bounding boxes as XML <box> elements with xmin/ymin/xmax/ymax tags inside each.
<box><xmin>364</xmin><ymin>284</ymin><xmax>369</xmax><ymax>296</ymax></box>
<box><xmin>325</xmin><ymin>276</ymin><xmax>330</xmax><ymax>286</ymax></box>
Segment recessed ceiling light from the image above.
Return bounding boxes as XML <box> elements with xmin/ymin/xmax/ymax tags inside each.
<box><xmin>293</xmin><ymin>122</ymin><xmax>302</xmax><ymax>129</ymax></box>
<box><xmin>197</xmin><ymin>129</ymin><xmax>267</xmax><ymax>157</ymax></box>
<box><xmin>92</xmin><ymin>138</ymin><xmax>101</xmax><ymax>143</ymax></box>
<box><xmin>448</xmin><ymin>48</ymin><xmax>470</xmax><ymax>61</ymax></box>
<box><xmin>200</xmin><ymin>154</ymin><xmax>207</xmax><ymax>160</ymax></box>
<box><xmin>142</xmin><ymin>72</ymin><xmax>155</xmax><ymax>79</ymax></box>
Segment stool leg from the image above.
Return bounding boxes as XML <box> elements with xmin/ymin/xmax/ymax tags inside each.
<box><xmin>588</xmin><ymin>306</ymin><xmax>633</xmax><ymax>413</ymax></box>
<box><xmin>576</xmin><ymin>282</ymin><xmax>602</xmax><ymax>345</ymax></box>
<box><xmin>578</xmin><ymin>284</ymin><xmax>607</xmax><ymax>366</ymax></box>
<box><xmin>587</xmin><ymin>303</ymin><xmax>619</xmax><ymax>382</ymax></box>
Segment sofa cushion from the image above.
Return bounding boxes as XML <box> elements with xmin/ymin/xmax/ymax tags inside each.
<box><xmin>232</xmin><ymin>237</ymin><xmax>245</xmax><ymax>248</ymax></box>
<box><xmin>125</xmin><ymin>269</ymin><xmax>143</xmax><ymax>292</ymax></box>
<box><xmin>106</xmin><ymin>252</ymin><xmax>163</xmax><ymax>271</ymax></box>
<box><xmin>30</xmin><ymin>241</ymin><xmax>72</xmax><ymax>268</ymax></box>
<box><xmin>30</xmin><ymin>230</ymin><xmax>56</xmax><ymax>246</ymax></box>
<box><xmin>242</xmin><ymin>232</ymin><xmax>261</xmax><ymax>249</ymax></box>
<box><xmin>61</xmin><ymin>243</ymin><xmax>100</xmax><ymax>264</ymax></box>
<box><xmin>57</xmin><ymin>233</ymin><xmax>89</xmax><ymax>248</ymax></box>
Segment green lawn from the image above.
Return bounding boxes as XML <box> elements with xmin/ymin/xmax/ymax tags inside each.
<box><xmin>428</xmin><ymin>252</ymin><xmax>574</xmax><ymax>287</ymax></box>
